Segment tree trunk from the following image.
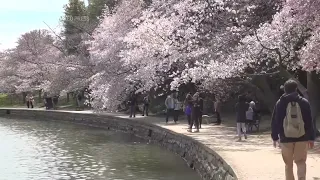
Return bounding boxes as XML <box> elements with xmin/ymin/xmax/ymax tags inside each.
<box><xmin>10</xmin><ymin>94</ymin><xmax>13</xmax><ymax>105</ymax></box>
<box><xmin>279</xmin><ymin>67</ymin><xmax>308</xmax><ymax>98</ymax></box>
<box><xmin>307</xmin><ymin>72</ymin><xmax>320</xmax><ymax>136</ymax></box>
<box><xmin>38</xmin><ymin>90</ymin><xmax>42</xmax><ymax>103</ymax></box>
<box><xmin>22</xmin><ymin>92</ymin><xmax>27</xmax><ymax>104</ymax></box>
<box><xmin>252</xmin><ymin>76</ymin><xmax>277</xmax><ymax>113</ymax></box>
<box><xmin>67</xmin><ymin>93</ymin><xmax>70</xmax><ymax>102</ymax></box>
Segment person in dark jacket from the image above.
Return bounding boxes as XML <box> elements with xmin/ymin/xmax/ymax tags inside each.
<box><xmin>199</xmin><ymin>93</ymin><xmax>204</xmax><ymax>128</ymax></box>
<box><xmin>184</xmin><ymin>93</ymin><xmax>193</xmax><ymax>126</ymax></box>
<box><xmin>187</xmin><ymin>92</ymin><xmax>201</xmax><ymax>133</ymax></box>
<box><xmin>44</xmin><ymin>92</ymin><xmax>53</xmax><ymax>110</ymax></box>
<box><xmin>128</xmin><ymin>93</ymin><xmax>137</xmax><ymax>118</ymax></box>
<box><xmin>142</xmin><ymin>95</ymin><xmax>150</xmax><ymax>116</ymax></box>
<box><xmin>53</xmin><ymin>95</ymin><xmax>59</xmax><ymax>110</ymax></box>
<box><xmin>235</xmin><ymin>95</ymin><xmax>249</xmax><ymax>141</ymax></box>
<box><xmin>279</xmin><ymin>85</ymin><xmax>285</xmax><ymax>98</ymax></box>
<box><xmin>271</xmin><ymin>79</ymin><xmax>315</xmax><ymax>180</ymax></box>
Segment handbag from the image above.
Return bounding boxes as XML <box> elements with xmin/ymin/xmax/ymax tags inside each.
<box><xmin>185</xmin><ymin>105</ymin><xmax>192</xmax><ymax>115</ymax></box>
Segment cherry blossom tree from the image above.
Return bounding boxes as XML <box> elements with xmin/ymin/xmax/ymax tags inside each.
<box><xmin>88</xmin><ymin>0</ymin><xmax>145</xmax><ymax>110</ymax></box>
<box><xmin>8</xmin><ymin>30</ymin><xmax>61</xmax><ymax>94</ymax></box>
<box><xmin>2</xmin><ymin>29</ymin><xmax>94</xmax><ymax>98</ymax></box>
<box><xmin>0</xmin><ymin>50</ymin><xmax>20</xmax><ymax>93</ymax></box>
<box><xmin>120</xmin><ymin>0</ymin><xmax>281</xmax><ymax>101</ymax></box>
<box><xmin>85</xmin><ymin>0</ymin><xmax>283</xmax><ymax>110</ymax></box>
<box><xmin>237</xmin><ymin>0</ymin><xmax>320</xmax><ymax>133</ymax></box>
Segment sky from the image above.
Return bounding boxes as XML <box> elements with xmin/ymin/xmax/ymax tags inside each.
<box><xmin>0</xmin><ymin>0</ymin><xmax>88</xmax><ymax>50</ymax></box>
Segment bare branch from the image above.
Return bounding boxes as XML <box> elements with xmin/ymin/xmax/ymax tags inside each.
<box><xmin>242</xmin><ymin>71</ymin><xmax>280</xmax><ymax>77</ymax></box>
<box><xmin>254</xmin><ymin>30</ymin><xmax>279</xmax><ymax>52</ymax></box>
<box><xmin>43</xmin><ymin>21</ymin><xmax>88</xmax><ymax>57</ymax></box>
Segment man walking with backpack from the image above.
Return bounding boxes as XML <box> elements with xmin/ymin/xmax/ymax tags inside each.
<box><xmin>272</xmin><ymin>80</ymin><xmax>315</xmax><ymax>180</ymax></box>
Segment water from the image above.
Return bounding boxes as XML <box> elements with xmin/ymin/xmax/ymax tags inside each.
<box><xmin>0</xmin><ymin>118</ymin><xmax>201</xmax><ymax>180</ymax></box>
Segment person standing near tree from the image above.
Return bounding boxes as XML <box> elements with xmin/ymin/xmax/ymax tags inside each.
<box><xmin>26</xmin><ymin>93</ymin><xmax>34</xmax><ymax>108</ymax></box>
<box><xmin>198</xmin><ymin>93</ymin><xmax>204</xmax><ymax>128</ymax></box>
<box><xmin>235</xmin><ymin>95</ymin><xmax>249</xmax><ymax>141</ymax></box>
<box><xmin>53</xmin><ymin>95</ymin><xmax>59</xmax><ymax>110</ymax></box>
<box><xmin>44</xmin><ymin>92</ymin><xmax>53</xmax><ymax>110</ymax></box>
<box><xmin>184</xmin><ymin>93</ymin><xmax>193</xmax><ymax>126</ymax></box>
<box><xmin>165</xmin><ymin>94</ymin><xmax>175</xmax><ymax>123</ymax></box>
<box><xmin>272</xmin><ymin>80</ymin><xmax>315</xmax><ymax>180</ymax></box>
<box><xmin>142</xmin><ymin>94</ymin><xmax>150</xmax><ymax>116</ymax></box>
<box><xmin>128</xmin><ymin>93</ymin><xmax>137</xmax><ymax>118</ymax></box>
<box><xmin>188</xmin><ymin>92</ymin><xmax>201</xmax><ymax>133</ymax></box>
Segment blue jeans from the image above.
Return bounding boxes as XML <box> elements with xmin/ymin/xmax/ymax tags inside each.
<box><xmin>166</xmin><ymin>108</ymin><xmax>174</xmax><ymax>123</ymax></box>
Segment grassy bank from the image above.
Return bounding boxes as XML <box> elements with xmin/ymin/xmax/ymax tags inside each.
<box><xmin>0</xmin><ymin>93</ymin><xmax>80</xmax><ymax>109</ymax></box>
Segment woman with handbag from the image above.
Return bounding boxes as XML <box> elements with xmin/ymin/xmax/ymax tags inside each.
<box><xmin>184</xmin><ymin>93</ymin><xmax>193</xmax><ymax>126</ymax></box>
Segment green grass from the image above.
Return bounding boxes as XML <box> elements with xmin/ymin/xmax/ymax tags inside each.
<box><xmin>0</xmin><ymin>93</ymin><xmax>24</xmax><ymax>107</ymax></box>
<box><xmin>0</xmin><ymin>93</ymin><xmax>93</xmax><ymax>111</ymax></box>
<box><xmin>0</xmin><ymin>93</ymin><xmax>75</xmax><ymax>108</ymax></box>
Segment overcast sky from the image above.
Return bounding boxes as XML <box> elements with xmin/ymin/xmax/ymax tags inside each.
<box><xmin>0</xmin><ymin>0</ymin><xmax>88</xmax><ymax>50</ymax></box>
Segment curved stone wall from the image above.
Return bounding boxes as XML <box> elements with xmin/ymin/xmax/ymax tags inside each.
<box><xmin>0</xmin><ymin>109</ymin><xmax>237</xmax><ymax>180</ymax></box>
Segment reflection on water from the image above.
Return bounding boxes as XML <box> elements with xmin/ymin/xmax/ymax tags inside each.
<box><xmin>0</xmin><ymin>118</ymin><xmax>201</xmax><ymax>180</ymax></box>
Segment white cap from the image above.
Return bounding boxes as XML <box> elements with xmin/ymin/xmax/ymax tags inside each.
<box><xmin>249</xmin><ymin>101</ymin><xmax>255</xmax><ymax>107</ymax></box>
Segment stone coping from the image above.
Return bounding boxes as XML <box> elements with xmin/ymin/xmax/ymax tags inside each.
<box><xmin>0</xmin><ymin>108</ymin><xmax>236</xmax><ymax>180</ymax></box>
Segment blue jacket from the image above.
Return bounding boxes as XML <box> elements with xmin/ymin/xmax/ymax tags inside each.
<box><xmin>271</xmin><ymin>92</ymin><xmax>315</xmax><ymax>143</ymax></box>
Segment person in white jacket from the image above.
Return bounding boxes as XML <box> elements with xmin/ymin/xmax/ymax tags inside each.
<box><xmin>246</xmin><ymin>101</ymin><xmax>255</xmax><ymax>121</ymax></box>
<box><xmin>165</xmin><ymin>94</ymin><xmax>175</xmax><ymax>123</ymax></box>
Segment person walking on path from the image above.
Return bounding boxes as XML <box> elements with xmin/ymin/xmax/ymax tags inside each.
<box><xmin>246</xmin><ymin>101</ymin><xmax>255</xmax><ymax>121</ymax></box>
<box><xmin>165</xmin><ymin>94</ymin><xmax>175</xmax><ymax>123</ymax></box>
<box><xmin>271</xmin><ymin>80</ymin><xmax>315</xmax><ymax>180</ymax></box>
<box><xmin>174</xmin><ymin>97</ymin><xmax>182</xmax><ymax>122</ymax></box>
<box><xmin>188</xmin><ymin>92</ymin><xmax>201</xmax><ymax>133</ymax></box>
<box><xmin>26</xmin><ymin>93</ymin><xmax>34</xmax><ymax>108</ymax></box>
<box><xmin>76</xmin><ymin>91</ymin><xmax>83</xmax><ymax>109</ymax></box>
<box><xmin>214</xmin><ymin>98</ymin><xmax>222</xmax><ymax>125</ymax></box>
<box><xmin>128</xmin><ymin>93</ymin><xmax>137</xmax><ymax>118</ymax></box>
<box><xmin>235</xmin><ymin>95</ymin><xmax>249</xmax><ymax>141</ymax></box>
<box><xmin>199</xmin><ymin>93</ymin><xmax>204</xmax><ymax>128</ymax></box>
<box><xmin>142</xmin><ymin>95</ymin><xmax>150</xmax><ymax>116</ymax></box>
<box><xmin>53</xmin><ymin>95</ymin><xmax>59</xmax><ymax>110</ymax></box>
<box><xmin>184</xmin><ymin>93</ymin><xmax>193</xmax><ymax>126</ymax></box>
<box><xmin>279</xmin><ymin>85</ymin><xmax>285</xmax><ymax>98</ymax></box>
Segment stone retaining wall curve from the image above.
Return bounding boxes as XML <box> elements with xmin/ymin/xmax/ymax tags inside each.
<box><xmin>0</xmin><ymin>109</ymin><xmax>237</xmax><ymax>180</ymax></box>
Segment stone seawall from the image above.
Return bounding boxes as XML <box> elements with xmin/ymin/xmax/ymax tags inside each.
<box><xmin>0</xmin><ymin>109</ymin><xmax>236</xmax><ymax>180</ymax></box>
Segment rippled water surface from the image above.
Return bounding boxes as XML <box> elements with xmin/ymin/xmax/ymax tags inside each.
<box><xmin>0</xmin><ymin>118</ymin><xmax>201</xmax><ymax>180</ymax></box>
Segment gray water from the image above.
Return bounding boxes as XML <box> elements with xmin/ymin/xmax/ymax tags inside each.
<box><xmin>0</xmin><ymin>118</ymin><xmax>201</xmax><ymax>180</ymax></box>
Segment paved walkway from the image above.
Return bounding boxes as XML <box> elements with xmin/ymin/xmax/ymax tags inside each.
<box><xmin>2</xmin><ymin>108</ymin><xmax>320</xmax><ymax>180</ymax></box>
<box><xmin>113</xmin><ymin>113</ymin><xmax>320</xmax><ymax>180</ymax></box>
